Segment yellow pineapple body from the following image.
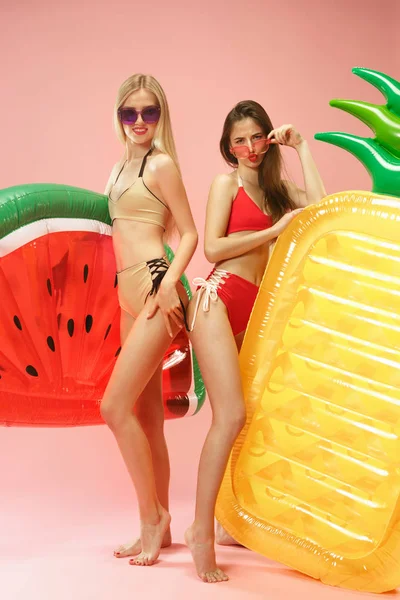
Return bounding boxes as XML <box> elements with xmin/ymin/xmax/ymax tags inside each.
<box><xmin>216</xmin><ymin>191</ymin><xmax>400</xmax><ymax>592</ymax></box>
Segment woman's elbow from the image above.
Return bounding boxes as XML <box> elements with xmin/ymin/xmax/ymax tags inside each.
<box><xmin>182</xmin><ymin>229</ymin><xmax>198</xmax><ymax>251</ymax></box>
<box><xmin>306</xmin><ymin>192</ymin><xmax>325</xmax><ymax>206</ymax></box>
<box><xmin>191</xmin><ymin>230</ymin><xmax>199</xmax><ymax>250</ymax></box>
<box><xmin>204</xmin><ymin>244</ymin><xmax>217</xmax><ymax>263</ymax></box>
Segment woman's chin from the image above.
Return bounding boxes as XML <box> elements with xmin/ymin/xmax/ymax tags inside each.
<box><xmin>127</xmin><ymin>134</ymin><xmax>153</xmax><ymax>146</ymax></box>
<box><xmin>246</xmin><ymin>160</ymin><xmax>262</xmax><ymax>169</ymax></box>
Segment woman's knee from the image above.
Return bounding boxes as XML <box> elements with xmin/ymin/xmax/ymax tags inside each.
<box><xmin>214</xmin><ymin>404</ymin><xmax>246</xmax><ymax>439</ymax></box>
<box><xmin>100</xmin><ymin>398</ymin><xmax>126</xmax><ymax>431</ymax></box>
<box><xmin>230</xmin><ymin>406</ymin><xmax>246</xmax><ymax>436</ymax></box>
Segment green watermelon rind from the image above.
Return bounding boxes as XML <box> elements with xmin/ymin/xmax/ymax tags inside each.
<box><xmin>0</xmin><ymin>183</ymin><xmax>205</xmax><ymax>414</ymax></box>
<box><xmin>0</xmin><ymin>184</ymin><xmax>111</xmax><ymax>240</ymax></box>
<box><xmin>165</xmin><ymin>246</ymin><xmax>205</xmax><ymax>413</ymax></box>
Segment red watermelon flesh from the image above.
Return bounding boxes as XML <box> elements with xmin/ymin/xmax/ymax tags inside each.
<box><xmin>0</xmin><ymin>229</ymin><xmax>193</xmax><ymax>425</ymax></box>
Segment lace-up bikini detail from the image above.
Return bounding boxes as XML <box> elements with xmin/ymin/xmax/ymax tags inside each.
<box><xmin>189</xmin><ymin>270</ymin><xmax>228</xmax><ymax>330</ymax></box>
<box><xmin>108</xmin><ymin>152</ymin><xmax>188</xmax><ymax>330</ymax></box>
<box><xmin>189</xmin><ymin>172</ymin><xmax>272</xmax><ymax>335</ymax></box>
<box><xmin>146</xmin><ymin>257</ymin><xmax>170</xmax><ymax>299</ymax></box>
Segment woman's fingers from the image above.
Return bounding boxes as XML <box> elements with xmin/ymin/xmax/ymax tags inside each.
<box><xmin>169</xmin><ymin>311</ymin><xmax>183</xmax><ymax>329</ymax></box>
<box><xmin>170</xmin><ymin>303</ymin><xmax>185</xmax><ymax>328</ymax></box>
<box><xmin>174</xmin><ymin>305</ymin><xmax>184</xmax><ymax>318</ymax></box>
<box><xmin>163</xmin><ymin>312</ymin><xmax>174</xmax><ymax>337</ymax></box>
<box><xmin>147</xmin><ymin>299</ymin><xmax>159</xmax><ymax>319</ymax></box>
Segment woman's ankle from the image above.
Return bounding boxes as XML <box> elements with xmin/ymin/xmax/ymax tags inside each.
<box><xmin>190</xmin><ymin>521</ymin><xmax>215</xmax><ymax>544</ymax></box>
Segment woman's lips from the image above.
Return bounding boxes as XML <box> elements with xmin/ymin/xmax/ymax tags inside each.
<box><xmin>133</xmin><ymin>128</ymin><xmax>147</xmax><ymax>135</ymax></box>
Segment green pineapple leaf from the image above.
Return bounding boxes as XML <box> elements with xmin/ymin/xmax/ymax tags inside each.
<box><xmin>315</xmin><ymin>68</ymin><xmax>400</xmax><ymax>198</ymax></box>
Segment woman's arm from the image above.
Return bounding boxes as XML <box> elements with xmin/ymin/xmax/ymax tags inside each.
<box><xmin>204</xmin><ymin>174</ymin><xmax>290</xmax><ymax>263</ymax></box>
<box><xmin>152</xmin><ymin>154</ymin><xmax>198</xmax><ymax>285</ymax></box>
<box><xmin>268</xmin><ymin>125</ymin><xmax>326</xmax><ymax>208</ymax></box>
<box><xmin>146</xmin><ymin>154</ymin><xmax>198</xmax><ymax>335</ymax></box>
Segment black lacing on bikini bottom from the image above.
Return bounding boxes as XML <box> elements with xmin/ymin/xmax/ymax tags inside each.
<box><xmin>146</xmin><ymin>257</ymin><xmax>189</xmax><ymax>331</ymax></box>
<box><xmin>147</xmin><ymin>257</ymin><xmax>170</xmax><ymax>298</ymax></box>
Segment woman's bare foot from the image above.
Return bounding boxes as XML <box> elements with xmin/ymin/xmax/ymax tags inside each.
<box><xmin>185</xmin><ymin>525</ymin><xmax>229</xmax><ymax>583</ymax></box>
<box><xmin>129</xmin><ymin>507</ymin><xmax>171</xmax><ymax>566</ymax></box>
<box><xmin>215</xmin><ymin>521</ymin><xmax>242</xmax><ymax>546</ymax></box>
<box><xmin>114</xmin><ymin>528</ymin><xmax>172</xmax><ymax>558</ymax></box>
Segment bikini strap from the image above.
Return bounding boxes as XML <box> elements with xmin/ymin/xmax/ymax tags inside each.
<box><xmin>237</xmin><ymin>173</ymin><xmax>243</xmax><ymax>188</ymax></box>
<box><xmin>138</xmin><ymin>148</ymin><xmax>153</xmax><ymax>178</ymax></box>
<box><xmin>113</xmin><ymin>160</ymin><xmax>127</xmax><ymax>186</ymax></box>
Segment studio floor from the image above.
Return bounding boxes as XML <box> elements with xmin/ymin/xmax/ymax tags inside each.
<box><xmin>2</xmin><ymin>502</ymin><xmax>397</xmax><ymax>600</ymax></box>
<box><xmin>1</xmin><ymin>421</ymin><xmax>398</xmax><ymax>600</ymax></box>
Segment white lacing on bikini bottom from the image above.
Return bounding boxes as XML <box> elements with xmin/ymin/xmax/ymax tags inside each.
<box><xmin>189</xmin><ymin>269</ymin><xmax>228</xmax><ymax>331</ymax></box>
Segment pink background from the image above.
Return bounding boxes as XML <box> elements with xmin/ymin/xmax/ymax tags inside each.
<box><xmin>0</xmin><ymin>1</ymin><xmax>399</xmax><ymax>597</ymax></box>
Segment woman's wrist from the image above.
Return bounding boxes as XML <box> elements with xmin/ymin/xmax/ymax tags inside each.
<box><xmin>295</xmin><ymin>138</ymin><xmax>308</xmax><ymax>153</ymax></box>
<box><xmin>161</xmin><ymin>274</ymin><xmax>179</xmax><ymax>288</ymax></box>
<box><xmin>259</xmin><ymin>227</ymin><xmax>277</xmax><ymax>246</ymax></box>
<box><xmin>265</xmin><ymin>223</ymin><xmax>280</xmax><ymax>239</ymax></box>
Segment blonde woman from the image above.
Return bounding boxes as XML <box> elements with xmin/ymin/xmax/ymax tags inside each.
<box><xmin>101</xmin><ymin>74</ymin><xmax>198</xmax><ymax>566</ymax></box>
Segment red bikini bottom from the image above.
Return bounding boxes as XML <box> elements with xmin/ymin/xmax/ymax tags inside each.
<box><xmin>191</xmin><ymin>268</ymin><xmax>259</xmax><ymax>336</ymax></box>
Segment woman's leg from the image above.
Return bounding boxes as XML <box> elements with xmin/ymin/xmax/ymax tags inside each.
<box><xmin>185</xmin><ymin>296</ymin><xmax>246</xmax><ymax>582</ymax></box>
<box><xmin>101</xmin><ymin>303</ymin><xmax>183</xmax><ymax>566</ymax></box>
<box><xmin>114</xmin><ymin>311</ymin><xmax>172</xmax><ymax>558</ymax></box>
<box><xmin>215</xmin><ymin>329</ymin><xmax>246</xmax><ymax>547</ymax></box>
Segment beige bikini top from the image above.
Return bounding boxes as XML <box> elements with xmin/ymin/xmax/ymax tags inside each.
<box><xmin>108</xmin><ymin>149</ymin><xmax>169</xmax><ymax>229</ymax></box>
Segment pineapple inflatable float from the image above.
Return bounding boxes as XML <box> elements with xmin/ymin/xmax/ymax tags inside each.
<box><xmin>216</xmin><ymin>68</ymin><xmax>400</xmax><ymax>592</ymax></box>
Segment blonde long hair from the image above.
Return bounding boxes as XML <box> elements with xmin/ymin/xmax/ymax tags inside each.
<box><xmin>113</xmin><ymin>74</ymin><xmax>179</xmax><ymax>240</ymax></box>
<box><xmin>114</xmin><ymin>74</ymin><xmax>181</xmax><ymax>176</ymax></box>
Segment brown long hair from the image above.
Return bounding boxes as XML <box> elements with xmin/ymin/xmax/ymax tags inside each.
<box><xmin>220</xmin><ymin>100</ymin><xmax>295</xmax><ymax>222</ymax></box>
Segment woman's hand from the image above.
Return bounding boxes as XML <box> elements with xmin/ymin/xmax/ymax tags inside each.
<box><xmin>268</xmin><ymin>125</ymin><xmax>304</xmax><ymax>149</ymax></box>
<box><xmin>147</xmin><ymin>280</ymin><xmax>184</xmax><ymax>337</ymax></box>
<box><xmin>273</xmin><ymin>208</ymin><xmax>304</xmax><ymax>237</ymax></box>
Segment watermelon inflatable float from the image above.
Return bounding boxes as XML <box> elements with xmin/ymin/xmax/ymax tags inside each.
<box><xmin>0</xmin><ymin>184</ymin><xmax>205</xmax><ymax>426</ymax></box>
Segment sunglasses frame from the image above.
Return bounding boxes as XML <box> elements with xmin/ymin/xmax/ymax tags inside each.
<box><xmin>230</xmin><ymin>138</ymin><xmax>271</xmax><ymax>159</ymax></box>
<box><xmin>118</xmin><ymin>105</ymin><xmax>161</xmax><ymax>125</ymax></box>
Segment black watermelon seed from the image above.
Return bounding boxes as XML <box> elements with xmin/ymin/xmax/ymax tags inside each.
<box><xmin>114</xmin><ymin>274</ymin><xmax>118</xmax><ymax>288</ymax></box>
<box><xmin>57</xmin><ymin>313</ymin><xmax>61</xmax><ymax>328</ymax></box>
<box><xmin>47</xmin><ymin>278</ymin><xmax>52</xmax><ymax>296</ymax></box>
<box><xmin>115</xmin><ymin>347</ymin><xmax>121</xmax><ymax>357</ymax></box>
<box><xmin>13</xmin><ymin>316</ymin><xmax>22</xmax><ymax>330</ymax></box>
<box><xmin>83</xmin><ymin>264</ymin><xmax>89</xmax><ymax>283</ymax></box>
<box><xmin>85</xmin><ymin>315</ymin><xmax>93</xmax><ymax>333</ymax></box>
<box><xmin>67</xmin><ymin>319</ymin><xmax>74</xmax><ymax>337</ymax></box>
<box><xmin>104</xmin><ymin>324</ymin><xmax>111</xmax><ymax>340</ymax></box>
<box><xmin>47</xmin><ymin>336</ymin><xmax>55</xmax><ymax>352</ymax></box>
<box><xmin>26</xmin><ymin>365</ymin><xmax>38</xmax><ymax>377</ymax></box>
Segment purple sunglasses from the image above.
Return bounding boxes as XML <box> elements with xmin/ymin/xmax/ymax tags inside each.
<box><xmin>118</xmin><ymin>105</ymin><xmax>161</xmax><ymax>125</ymax></box>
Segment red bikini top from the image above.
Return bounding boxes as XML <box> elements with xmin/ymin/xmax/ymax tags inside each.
<box><xmin>226</xmin><ymin>175</ymin><xmax>273</xmax><ymax>235</ymax></box>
